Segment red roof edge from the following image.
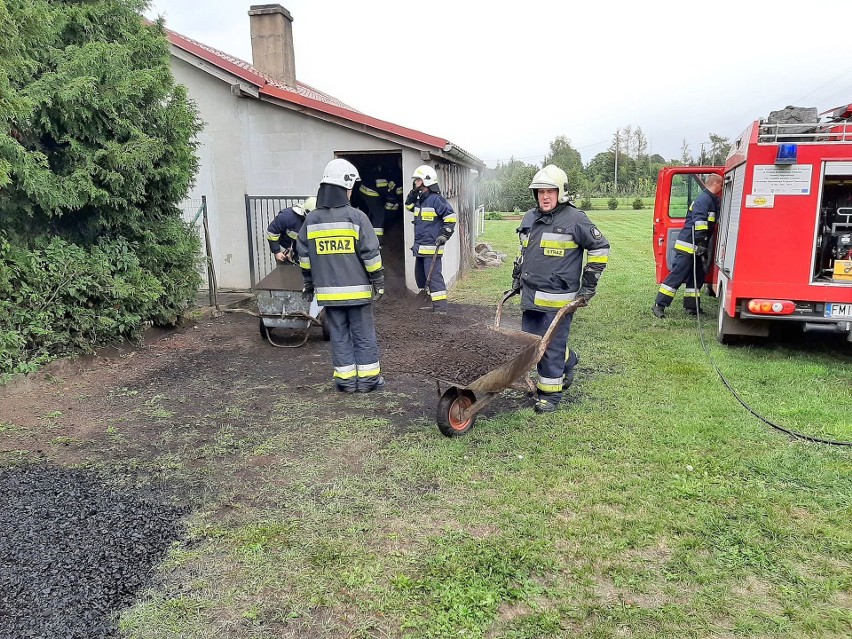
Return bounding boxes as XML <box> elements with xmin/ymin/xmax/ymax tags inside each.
<box><xmin>164</xmin><ymin>28</ymin><xmax>458</xmax><ymax>154</ymax></box>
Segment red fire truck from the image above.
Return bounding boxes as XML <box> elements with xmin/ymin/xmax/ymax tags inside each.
<box><xmin>654</xmin><ymin>105</ymin><xmax>852</xmax><ymax>343</ymax></box>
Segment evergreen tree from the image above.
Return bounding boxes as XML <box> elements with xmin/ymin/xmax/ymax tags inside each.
<box><xmin>0</xmin><ymin>0</ymin><xmax>202</xmax><ymax>374</ymax></box>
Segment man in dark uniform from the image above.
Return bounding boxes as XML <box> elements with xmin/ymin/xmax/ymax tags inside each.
<box><xmin>296</xmin><ymin>159</ymin><xmax>385</xmax><ymax>393</ymax></box>
<box><xmin>653</xmin><ymin>173</ymin><xmax>723</xmax><ymax>318</ymax></box>
<box><xmin>407</xmin><ymin>165</ymin><xmax>456</xmax><ymax>313</ymax></box>
<box><xmin>266</xmin><ymin>197</ymin><xmax>316</xmax><ymax>264</ymax></box>
<box><xmin>510</xmin><ymin>164</ymin><xmax>610</xmax><ymax>414</ymax></box>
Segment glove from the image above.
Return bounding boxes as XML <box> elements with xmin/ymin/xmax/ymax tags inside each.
<box><xmin>302</xmin><ymin>284</ymin><xmax>314</xmax><ymax>297</ymax></box>
<box><xmin>576</xmin><ymin>289</ymin><xmax>595</xmax><ymax>305</ymax></box>
<box><xmin>435</xmin><ymin>235</ymin><xmax>448</xmax><ymax>247</ymax></box>
<box><xmin>372</xmin><ymin>287</ymin><xmax>384</xmax><ymax>302</ymax></box>
<box><xmin>694</xmin><ymin>245</ymin><xmax>707</xmax><ymax>257</ymax></box>
<box><xmin>510</xmin><ymin>257</ymin><xmax>522</xmax><ymax>292</ymax></box>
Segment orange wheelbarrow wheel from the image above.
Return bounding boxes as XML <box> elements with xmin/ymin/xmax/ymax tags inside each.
<box><xmin>436</xmin><ymin>387</ymin><xmax>477</xmax><ymax>437</ymax></box>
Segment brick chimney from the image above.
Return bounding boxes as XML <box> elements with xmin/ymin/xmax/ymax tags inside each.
<box><xmin>248</xmin><ymin>4</ymin><xmax>296</xmax><ymax>87</ymax></box>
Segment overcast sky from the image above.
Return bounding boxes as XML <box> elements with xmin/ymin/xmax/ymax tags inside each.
<box><xmin>143</xmin><ymin>0</ymin><xmax>852</xmax><ymax>168</ymax></box>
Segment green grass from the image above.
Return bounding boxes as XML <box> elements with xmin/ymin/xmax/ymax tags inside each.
<box><xmin>121</xmin><ymin>210</ymin><xmax>852</xmax><ymax>638</ymax></box>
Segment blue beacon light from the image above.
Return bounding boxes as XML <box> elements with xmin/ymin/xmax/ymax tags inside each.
<box><xmin>775</xmin><ymin>143</ymin><xmax>798</xmax><ymax>165</ymax></box>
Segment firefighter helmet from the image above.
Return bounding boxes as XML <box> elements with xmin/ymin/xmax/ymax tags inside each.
<box><xmin>412</xmin><ymin>165</ymin><xmax>438</xmax><ymax>187</ymax></box>
<box><xmin>529</xmin><ymin>164</ymin><xmax>570</xmax><ymax>203</ymax></box>
<box><xmin>321</xmin><ymin>159</ymin><xmax>360</xmax><ymax>189</ymax></box>
<box><xmin>293</xmin><ymin>196</ymin><xmax>316</xmax><ymax>217</ymax></box>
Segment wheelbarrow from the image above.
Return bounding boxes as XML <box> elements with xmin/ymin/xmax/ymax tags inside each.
<box><xmin>434</xmin><ymin>292</ymin><xmax>584</xmax><ymax>437</ymax></box>
<box><xmin>254</xmin><ymin>265</ymin><xmax>330</xmax><ymax>347</ymax></box>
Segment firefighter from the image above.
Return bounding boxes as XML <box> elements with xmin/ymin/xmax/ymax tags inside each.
<box><xmin>652</xmin><ymin>173</ymin><xmax>723</xmax><ymax>318</ymax></box>
<box><xmin>408</xmin><ymin>165</ymin><xmax>456</xmax><ymax>313</ymax></box>
<box><xmin>296</xmin><ymin>159</ymin><xmax>385</xmax><ymax>393</ymax></box>
<box><xmin>266</xmin><ymin>197</ymin><xmax>316</xmax><ymax>264</ymax></box>
<box><xmin>358</xmin><ymin>168</ymin><xmax>388</xmax><ymax>243</ymax></box>
<box><xmin>509</xmin><ymin>164</ymin><xmax>610</xmax><ymax>414</ymax></box>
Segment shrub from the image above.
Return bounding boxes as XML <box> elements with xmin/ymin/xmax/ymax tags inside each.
<box><xmin>607</xmin><ymin>197</ymin><xmax>619</xmax><ymax>210</ymax></box>
<box><xmin>0</xmin><ymin>231</ymin><xmax>201</xmax><ymax>375</ymax></box>
<box><xmin>580</xmin><ymin>198</ymin><xmax>593</xmax><ymax>210</ymax></box>
<box><xmin>484</xmin><ymin>211</ymin><xmax>503</xmax><ymax>221</ymax></box>
<box><xmin>632</xmin><ymin>198</ymin><xmax>645</xmax><ymax>210</ymax></box>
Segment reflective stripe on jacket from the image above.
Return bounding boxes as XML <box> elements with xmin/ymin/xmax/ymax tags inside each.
<box><xmin>411</xmin><ymin>191</ymin><xmax>456</xmax><ymax>256</ymax></box>
<box><xmin>674</xmin><ymin>188</ymin><xmax>720</xmax><ymax>253</ymax></box>
<box><xmin>296</xmin><ymin>205</ymin><xmax>384</xmax><ymax>307</ymax></box>
<box><xmin>517</xmin><ymin>203</ymin><xmax>610</xmax><ymax>311</ymax></box>
<box><xmin>266</xmin><ymin>207</ymin><xmax>304</xmax><ymax>254</ymax></box>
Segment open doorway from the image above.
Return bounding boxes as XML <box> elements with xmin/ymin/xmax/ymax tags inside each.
<box><xmin>337</xmin><ymin>151</ymin><xmax>407</xmax><ymax>294</ymax></box>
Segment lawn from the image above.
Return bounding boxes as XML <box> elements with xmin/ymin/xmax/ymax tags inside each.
<box><xmin>119</xmin><ymin>209</ymin><xmax>851</xmax><ymax>638</ymax></box>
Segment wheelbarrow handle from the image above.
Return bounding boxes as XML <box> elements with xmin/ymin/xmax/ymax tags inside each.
<box><xmin>493</xmin><ymin>289</ymin><xmax>520</xmax><ymax>329</ymax></box>
<box><xmin>533</xmin><ymin>297</ymin><xmax>585</xmax><ymax>362</ymax></box>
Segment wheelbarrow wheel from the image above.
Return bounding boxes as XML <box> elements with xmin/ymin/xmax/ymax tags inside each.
<box><xmin>437</xmin><ymin>387</ymin><xmax>477</xmax><ymax>437</ymax></box>
<box><xmin>319</xmin><ymin>309</ymin><xmax>331</xmax><ymax>341</ymax></box>
<box><xmin>258</xmin><ymin>317</ymin><xmax>269</xmax><ymax>340</ymax></box>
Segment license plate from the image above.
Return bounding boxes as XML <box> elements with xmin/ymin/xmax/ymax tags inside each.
<box><xmin>824</xmin><ymin>302</ymin><xmax>852</xmax><ymax>319</ymax></box>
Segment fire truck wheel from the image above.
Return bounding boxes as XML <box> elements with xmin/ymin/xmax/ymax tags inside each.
<box><xmin>716</xmin><ymin>281</ymin><xmax>736</xmax><ymax>344</ymax></box>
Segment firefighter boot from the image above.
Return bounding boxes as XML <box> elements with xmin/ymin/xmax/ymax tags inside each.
<box><xmin>357</xmin><ymin>376</ymin><xmax>385</xmax><ymax>393</ymax></box>
<box><xmin>652</xmin><ymin>304</ymin><xmax>667</xmax><ymax>319</ymax></box>
<box><xmin>684</xmin><ymin>306</ymin><xmax>706</xmax><ymax>316</ymax></box>
<box><xmin>533</xmin><ymin>394</ymin><xmax>559</xmax><ymax>414</ymax></box>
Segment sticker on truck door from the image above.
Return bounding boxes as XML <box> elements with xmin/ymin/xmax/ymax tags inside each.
<box><xmin>752</xmin><ymin>165</ymin><xmax>812</xmax><ymax>195</ymax></box>
<box><xmin>745</xmin><ymin>194</ymin><xmax>775</xmax><ymax>208</ymax></box>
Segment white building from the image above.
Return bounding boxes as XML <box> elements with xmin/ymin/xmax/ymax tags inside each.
<box><xmin>164</xmin><ymin>4</ymin><xmax>483</xmax><ymax>292</ymax></box>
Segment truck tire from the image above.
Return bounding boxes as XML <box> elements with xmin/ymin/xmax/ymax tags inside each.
<box><xmin>716</xmin><ymin>281</ymin><xmax>737</xmax><ymax>344</ymax></box>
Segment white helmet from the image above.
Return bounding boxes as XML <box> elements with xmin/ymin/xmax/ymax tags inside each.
<box><xmin>412</xmin><ymin>165</ymin><xmax>438</xmax><ymax>187</ymax></box>
<box><xmin>529</xmin><ymin>164</ymin><xmax>570</xmax><ymax>203</ymax></box>
<box><xmin>321</xmin><ymin>159</ymin><xmax>360</xmax><ymax>189</ymax></box>
<box><xmin>292</xmin><ymin>196</ymin><xmax>316</xmax><ymax>217</ymax></box>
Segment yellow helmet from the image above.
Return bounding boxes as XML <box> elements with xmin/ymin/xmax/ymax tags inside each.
<box><xmin>529</xmin><ymin>164</ymin><xmax>570</xmax><ymax>203</ymax></box>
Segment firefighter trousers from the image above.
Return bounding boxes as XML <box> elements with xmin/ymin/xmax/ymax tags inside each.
<box><xmin>655</xmin><ymin>250</ymin><xmax>704</xmax><ymax>310</ymax></box>
<box><xmin>324</xmin><ymin>304</ymin><xmax>382</xmax><ymax>392</ymax></box>
<box><xmin>414</xmin><ymin>255</ymin><xmax>448</xmax><ymax>310</ymax></box>
<box><xmin>522</xmin><ymin>309</ymin><xmax>577</xmax><ymax>405</ymax></box>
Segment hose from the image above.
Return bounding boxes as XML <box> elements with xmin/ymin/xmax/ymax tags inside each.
<box><xmin>691</xmin><ymin>228</ymin><xmax>852</xmax><ymax>446</ymax></box>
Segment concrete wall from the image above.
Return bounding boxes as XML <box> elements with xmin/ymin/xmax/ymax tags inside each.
<box><xmin>171</xmin><ymin>56</ymin><xmax>464</xmax><ymax>291</ymax></box>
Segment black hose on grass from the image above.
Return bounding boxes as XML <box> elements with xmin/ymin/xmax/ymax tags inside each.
<box><xmin>692</xmin><ymin>244</ymin><xmax>852</xmax><ymax>447</ymax></box>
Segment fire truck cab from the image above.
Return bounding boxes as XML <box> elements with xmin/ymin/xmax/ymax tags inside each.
<box><xmin>654</xmin><ymin>104</ymin><xmax>852</xmax><ymax>343</ymax></box>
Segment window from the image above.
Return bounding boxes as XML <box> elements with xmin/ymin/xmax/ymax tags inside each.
<box><xmin>668</xmin><ymin>173</ymin><xmax>714</xmax><ymax>219</ymax></box>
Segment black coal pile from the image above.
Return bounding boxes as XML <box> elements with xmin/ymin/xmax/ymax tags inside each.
<box><xmin>0</xmin><ymin>464</ymin><xmax>187</xmax><ymax>639</ymax></box>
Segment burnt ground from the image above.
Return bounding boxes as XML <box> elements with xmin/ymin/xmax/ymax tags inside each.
<box><xmin>0</xmin><ymin>294</ymin><xmax>543</xmax><ymax>638</ymax></box>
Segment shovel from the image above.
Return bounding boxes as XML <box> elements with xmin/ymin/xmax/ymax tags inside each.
<box><xmin>410</xmin><ymin>252</ymin><xmax>441</xmax><ymax>309</ymax></box>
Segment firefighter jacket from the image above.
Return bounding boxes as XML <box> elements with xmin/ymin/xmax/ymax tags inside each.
<box><xmin>674</xmin><ymin>188</ymin><xmax>720</xmax><ymax>254</ymax></box>
<box><xmin>411</xmin><ymin>188</ymin><xmax>457</xmax><ymax>256</ymax></box>
<box><xmin>266</xmin><ymin>207</ymin><xmax>304</xmax><ymax>254</ymax></box>
<box><xmin>296</xmin><ymin>204</ymin><xmax>384</xmax><ymax>307</ymax></box>
<box><xmin>516</xmin><ymin>203</ymin><xmax>610</xmax><ymax>311</ymax></box>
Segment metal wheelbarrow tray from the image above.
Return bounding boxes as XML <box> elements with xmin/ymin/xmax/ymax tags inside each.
<box><xmin>434</xmin><ymin>294</ymin><xmax>583</xmax><ymax>437</ymax></box>
<box><xmin>254</xmin><ymin>265</ymin><xmax>329</xmax><ymax>347</ymax></box>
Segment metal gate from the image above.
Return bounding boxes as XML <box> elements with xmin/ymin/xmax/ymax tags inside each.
<box><xmin>245</xmin><ymin>195</ymin><xmax>311</xmax><ymax>287</ymax></box>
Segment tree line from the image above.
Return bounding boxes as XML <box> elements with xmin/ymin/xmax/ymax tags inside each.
<box><xmin>478</xmin><ymin>128</ymin><xmax>731</xmax><ymax>211</ymax></box>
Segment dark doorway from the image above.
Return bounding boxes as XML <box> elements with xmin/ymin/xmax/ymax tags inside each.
<box><xmin>338</xmin><ymin>152</ymin><xmax>407</xmax><ymax>294</ymax></box>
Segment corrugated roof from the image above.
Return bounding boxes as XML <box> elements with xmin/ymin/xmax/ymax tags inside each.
<box><xmin>164</xmin><ymin>27</ymin><xmax>483</xmax><ymax>168</ymax></box>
